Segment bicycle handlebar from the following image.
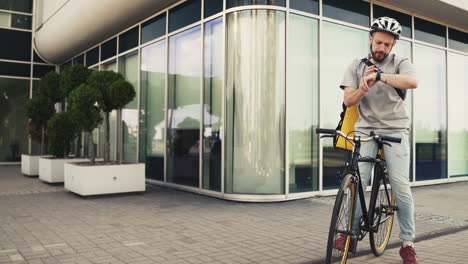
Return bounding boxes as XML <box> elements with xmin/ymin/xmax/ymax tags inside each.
<box><xmin>315</xmin><ymin>128</ymin><xmax>401</xmax><ymax>144</ymax></box>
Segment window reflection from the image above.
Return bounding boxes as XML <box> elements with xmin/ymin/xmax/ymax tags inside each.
<box><xmin>323</xmin><ymin>0</ymin><xmax>370</xmax><ymax>27</ymax></box>
<box><xmin>290</xmin><ymin>0</ymin><xmax>318</xmax><ymax>15</ymax></box>
<box><xmin>226</xmin><ymin>10</ymin><xmax>285</xmax><ymax>194</ymax></box>
<box><xmin>288</xmin><ymin>14</ymin><xmax>319</xmax><ymax>193</ymax></box>
<box><xmin>119</xmin><ymin>52</ymin><xmax>139</xmax><ymax>162</ymax></box>
<box><xmin>414</xmin><ymin>44</ymin><xmax>447</xmax><ymax>180</ymax></box>
<box><xmin>142</xmin><ymin>13</ymin><xmax>166</xmax><ymax>44</ymax></box>
<box><xmin>0</xmin><ymin>78</ymin><xmax>30</xmax><ymax>161</ymax></box>
<box><xmin>140</xmin><ymin>40</ymin><xmax>166</xmax><ymax>180</ymax></box>
<box><xmin>448</xmin><ymin>28</ymin><xmax>468</xmax><ymax>53</ymax></box>
<box><xmin>414</xmin><ymin>18</ymin><xmax>446</xmax><ymax>47</ymax></box>
<box><xmin>203</xmin><ymin>17</ymin><xmax>223</xmax><ymax>191</ymax></box>
<box><xmin>167</xmin><ymin>26</ymin><xmax>201</xmax><ymax>187</ymax></box>
<box><xmin>447</xmin><ymin>53</ymin><xmax>468</xmax><ymax>178</ymax></box>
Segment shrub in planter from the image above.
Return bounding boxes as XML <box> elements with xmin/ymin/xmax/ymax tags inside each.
<box><xmin>46</xmin><ymin>112</ymin><xmax>79</xmax><ymax>158</ymax></box>
<box><xmin>68</xmin><ymin>84</ymin><xmax>102</xmax><ymax>164</ymax></box>
<box><xmin>87</xmin><ymin>71</ymin><xmax>136</xmax><ymax>163</ymax></box>
<box><xmin>60</xmin><ymin>64</ymin><xmax>91</xmax><ymax>98</ymax></box>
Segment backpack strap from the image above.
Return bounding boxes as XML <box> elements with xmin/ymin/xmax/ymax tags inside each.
<box><xmin>361</xmin><ymin>58</ymin><xmax>405</xmax><ymax>100</ymax></box>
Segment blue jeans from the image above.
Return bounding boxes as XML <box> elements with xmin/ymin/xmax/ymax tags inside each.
<box><xmin>352</xmin><ymin>132</ymin><xmax>415</xmax><ymax>242</ymax></box>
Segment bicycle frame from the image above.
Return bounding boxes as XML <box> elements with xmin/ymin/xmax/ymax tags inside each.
<box><xmin>347</xmin><ymin>136</ymin><xmax>389</xmax><ymax>238</ymax></box>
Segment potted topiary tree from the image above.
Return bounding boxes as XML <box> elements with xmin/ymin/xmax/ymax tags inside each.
<box><xmin>38</xmin><ymin>65</ymin><xmax>92</xmax><ymax>183</ymax></box>
<box><xmin>64</xmin><ymin>70</ymin><xmax>145</xmax><ymax>196</ymax></box>
<box><xmin>21</xmin><ymin>73</ymin><xmax>57</xmax><ymax>176</ymax></box>
<box><xmin>67</xmin><ymin>83</ymin><xmax>101</xmax><ymax>164</ymax></box>
<box><xmin>60</xmin><ymin>64</ymin><xmax>92</xmax><ymax>157</ymax></box>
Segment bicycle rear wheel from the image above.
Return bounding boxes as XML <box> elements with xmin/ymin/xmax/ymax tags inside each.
<box><xmin>326</xmin><ymin>174</ymin><xmax>356</xmax><ymax>264</ymax></box>
<box><xmin>369</xmin><ymin>166</ymin><xmax>395</xmax><ymax>256</ymax></box>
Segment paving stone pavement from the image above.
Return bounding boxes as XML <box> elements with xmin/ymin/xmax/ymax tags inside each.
<box><xmin>0</xmin><ymin>165</ymin><xmax>467</xmax><ymax>264</ymax></box>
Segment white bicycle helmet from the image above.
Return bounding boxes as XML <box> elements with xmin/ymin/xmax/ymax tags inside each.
<box><xmin>370</xmin><ymin>17</ymin><xmax>402</xmax><ymax>39</ymax></box>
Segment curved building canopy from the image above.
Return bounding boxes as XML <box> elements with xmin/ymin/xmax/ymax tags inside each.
<box><xmin>34</xmin><ymin>0</ymin><xmax>178</xmax><ymax>64</ymax></box>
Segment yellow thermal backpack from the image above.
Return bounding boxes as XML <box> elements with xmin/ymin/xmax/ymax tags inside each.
<box><xmin>334</xmin><ymin>103</ymin><xmax>358</xmax><ymax>151</ymax></box>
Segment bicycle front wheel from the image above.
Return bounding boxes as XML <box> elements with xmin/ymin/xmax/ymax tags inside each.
<box><xmin>326</xmin><ymin>174</ymin><xmax>356</xmax><ymax>264</ymax></box>
<box><xmin>369</xmin><ymin>169</ymin><xmax>395</xmax><ymax>256</ymax></box>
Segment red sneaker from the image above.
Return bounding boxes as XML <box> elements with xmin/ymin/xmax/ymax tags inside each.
<box><xmin>333</xmin><ymin>233</ymin><xmax>355</xmax><ymax>251</ymax></box>
<box><xmin>399</xmin><ymin>246</ymin><xmax>418</xmax><ymax>264</ymax></box>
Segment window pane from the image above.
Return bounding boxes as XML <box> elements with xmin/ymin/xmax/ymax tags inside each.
<box><xmin>33</xmin><ymin>51</ymin><xmax>46</xmax><ymax>63</ymax></box>
<box><xmin>323</xmin><ymin>0</ymin><xmax>370</xmax><ymax>27</ymax></box>
<box><xmin>202</xmin><ymin>17</ymin><xmax>223</xmax><ymax>192</ymax></box>
<box><xmin>290</xmin><ymin>0</ymin><xmax>318</xmax><ymax>15</ymax></box>
<box><xmin>392</xmin><ymin>39</ymin><xmax>414</xmax><ymax>181</ymax></box>
<box><xmin>0</xmin><ymin>78</ymin><xmax>30</xmax><ymax>161</ymax></box>
<box><xmin>0</xmin><ymin>61</ymin><xmax>30</xmax><ymax>77</ymax></box>
<box><xmin>0</xmin><ymin>28</ymin><xmax>31</xmax><ymax>61</ymax></box>
<box><xmin>33</xmin><ymin>65</ymin><xmax>55</xmax><ymax>78</ymax></box>
<box><xmin>119</xmin><ymin>51</ymin><xmax>139</xmax><ymax>162</ymax></box>
<box><xmin>140</xmin><ymin>40</ymin><xmax>166</xmax><ymax>181</ymax></box>
<box><xmin>448</xmin><ymin>53</ymin><xmax>468</xmax><ymax>178</ymax></box>
<box><xmin>373</xmin><ymin>5</ymin><xmax>411</xmax><ymax>38</ymax></box>
<box><xmin>169</xmin><ymin>0</ymin><xmax>201</xmax><ymax>33</ymax></box>
<box><xmin>86</xmin><ymin>47</ymin><xmax>99</xmax><ymax>66</ymax></box>
<box><xmin>448</xmin><ymin>28</ymin><xmax>468</xmax><ymax>53</ymax></box>
<box><xmin>204</xmin><ymin>0</ymin><xmax>223</xmax><ymax>18</ymax></box>
<box><xmin>100</xmin><ymin>37</ymin><xmax>117</xmax><ymax>61</ymax></box>
<box><xmin>119</xmin><ymin>26</ymin><xmax>139</xmax><ymax>53</ymax></box>
<box><xmin>101</xmin><ymin>60</ymin><xmax>118</xmax><ymax>160</ymax></box>
<box><xmin>414</xmin><ymin>17</ymin><xmax>446</xmax><ymax>47</ymax></box>
<box><xmin>142</xmin><ymin>13</ymin><xmax>166</xmax><ymax>44</ymax></box>
<box><xmin>288</xmin><ymin>14</ymin><xmax>318</xmax><ymax>193</ymax></box>
<box><xmin>11</xmin><ymin>13</ymin><xmax>31</xmax><ymax>29</ymax></box>
<box><xmin>73</xmin><ymin>54</ymin><xmax>84</xmax><ymax>65</ymax></box>
<box><xmin>167</xmin><ymin>26</ymin><xmax>201</xmax><ymax>187</ymax></box>
<box><xmin>0</xmin><ymin>12</ymin><xmax>9</xmax><ymax>27</ymax></box>
<box><xmin>227</xmin><ymin>0</ymin><xmax>286</xmax><ymax>8</ymax></box>
<box><xmin>0</xmin><ymin>0</ymin><xmax>32</xmax><ymax>13</ymax></box>
<box><xmin>321</xmin><ymin>22</ymin><xmax>368</xmax><ymax>189</ymax></box>
<box><xmin>414</xmin><ymin>44</ymin><xmax>447</xmax><ymax>181</ymax></box>
<box><xmin>226</xmin><ymin>10</ymin><xmax>285</xmax><ymax>194</ymax></box>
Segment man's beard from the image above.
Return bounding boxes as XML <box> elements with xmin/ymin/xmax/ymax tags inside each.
<box><xmin>370</xmin><ymin>44</ymin><xmax>389</xmax><ymax>62</ymax></box>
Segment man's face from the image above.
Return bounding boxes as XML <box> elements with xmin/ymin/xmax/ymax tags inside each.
<box><xmin>369</xmin><ymin>31</ymin><xmax>396</xmax><ymax>62</ymax></box>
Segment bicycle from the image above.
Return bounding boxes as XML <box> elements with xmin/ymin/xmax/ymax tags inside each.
<box><xmin>316</xmin><ymin>128</ymin><xmax>402</xmax><ymax>264</ymax></box>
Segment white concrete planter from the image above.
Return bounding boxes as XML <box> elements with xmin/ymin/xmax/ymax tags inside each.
<box><xmin>39</xmin><ymin>157</ymin><xmax>90</xmax><ymax>183</ymax></box>
<box><xmin>64</xmin><ymin>162</ymin><xmax>145</xmax><ymax>196</ymax></box>
<box><xmin>21</xmin><ymin>154</ymin><xmax>52</xmax><ymax>176</ymax></box>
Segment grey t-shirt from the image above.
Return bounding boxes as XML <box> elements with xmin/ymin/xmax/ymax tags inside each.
<box><xmin>340</xmin><ymin>53</ymin><xmax>416</xmax><ymax>134</ymax></box>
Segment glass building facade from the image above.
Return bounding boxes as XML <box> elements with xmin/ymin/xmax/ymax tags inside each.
<box><xmin>0</xmin><ymin>0</ymin><xmax>55</xmax><ymax>163</ymax></box>
<box><xmin>23</xmin><ymin>0</ymin><xmax>468</xmax><ymax>200</ymax></box>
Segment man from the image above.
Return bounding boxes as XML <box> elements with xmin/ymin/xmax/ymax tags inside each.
<box><xmin>340</xmin><ymin>17</ymin><xmax>419</xmax><ymax>264</ymax></box>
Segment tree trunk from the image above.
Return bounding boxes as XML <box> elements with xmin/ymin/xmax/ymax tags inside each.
<box><xmin>40</xmin><ymin>125</ymin><xmax>45</xmax><ymax>155</ymax></box>
<box><xmin>89</xmin><ymin>131</ymin><xmax>95</xmax><ymax>165</ymax></box>
<box><xmin>119</xmin><ymin>108</ymin><xmax>123</xmax><ymax>165</ymax></box>
<box><xmin>105</xmin><ymin>112</ymin><xmax>110</xmax><ymax>163</ymax></box>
